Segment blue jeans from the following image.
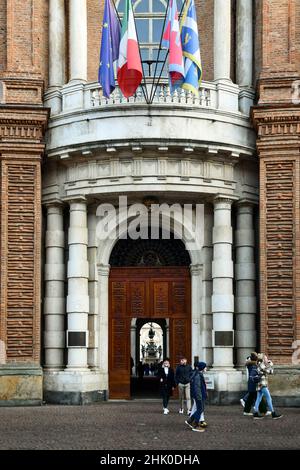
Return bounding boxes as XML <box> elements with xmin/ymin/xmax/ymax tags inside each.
<box><xmin>254</xmin><ymin>387</ymin><xmax>274</xmax><ymax>413</ymax></box>
<box><xmin>191</xmin><ymin>398</ymin><xmax>203</xmax><ymax>423</ymax></box>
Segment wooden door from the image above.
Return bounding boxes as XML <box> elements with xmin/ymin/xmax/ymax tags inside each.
<box><xmin>109</xmin><ymin>267</ymin><xmax>191</xmax><ymax>399</ymax></box>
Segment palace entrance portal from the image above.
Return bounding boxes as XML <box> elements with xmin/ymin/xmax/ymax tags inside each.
<box><xmin>108</xmin><ymin>238</ymin><xmax>191</xmax><ymax>399</ymax></box>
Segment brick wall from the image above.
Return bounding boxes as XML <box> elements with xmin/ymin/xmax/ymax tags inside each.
<box><xmin>195</xmin><ymin>0</ymin><xmax>214</xmax><ymax>82</ymax></box>
<box><xmin>0</xmin><ymin>0</ymin><xmax>6</xmax><ymax>73</ymax></box>
<box><xmin>295</xmin><ymin>0</ymin><xmax>300</xmax><ymax>75</ymax></box>
<box><xmin>0</xmin><ymin>1</ymin><xmax>48</xmax><ymax>367</ymax></box>
<box><xmin>253</xmin><ymin>0</ymin><xmax>300</xmax><ymax>364</ymax></box>
<box><xmin>87</xmin><ymin>0</ymin><xmax>102</xmax><ymax>82</ymax></box>
<box><xmin>0</xmin><ymin>0</ymin><xmax>48</xmax><ymax>102</ymax></box>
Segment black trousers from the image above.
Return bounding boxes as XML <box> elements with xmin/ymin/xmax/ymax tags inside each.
<box><xmin>161</xmin><ymin>388</ymin><xmax>171</xmax><ymax>408</ymax></box>
<box><xmin>244</xmin><ymin>391</ymin><xmax>267</xmax><ymax>413</ymax></box>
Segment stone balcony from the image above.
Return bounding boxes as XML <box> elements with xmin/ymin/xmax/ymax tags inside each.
<box><xmin>44</xmin><ymin>79</ymin><xmax>256</xmax><ymax>160</ymax></box>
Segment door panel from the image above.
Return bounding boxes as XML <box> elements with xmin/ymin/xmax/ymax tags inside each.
<box><xmin>109</xmin><ymin>267</ymin><xmax>191</xmax><ymax>399</ymax></box>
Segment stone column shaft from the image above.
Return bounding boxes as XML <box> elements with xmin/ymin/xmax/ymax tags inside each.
<box><xmin>87</xmin><ymin>210</ymin><xmax>99</xmax><ymax>368</ymax></box>
<box><xmin>214</xmin><ymin>0</ymin><xmax>231</xmax><ymax>80</ymax></box>
<box><xmin>44</xmin><ymin>204</ymin><xmax>65</xmax><ymax>369</ymax></box>
<box><xmin>236</xmin><ymin>0</ymin><xmax>253</xmax><ymax>87</ymax></box>
<box><xmin>235</xmin><ymin>203</ymin><xmax>256</xmax><ymax>365</ymax></box>
<box><xmin>98</xmin><ymin>264</ymin><xmax>110</xmax><ymax>390</ymax></box>
<box><xmin>49</xmin><ymin>0</ymin><xmax>66</xmax><ymax>88</ymax></box>
<box><xmin>212</xmin><ymin>198</ymin><xmax>234</xmax><ymax>367</ymax></box>
<box><xmin>66</xmin><ymin>201</ymin><xmax>89</xmax><ymax>369</ymax></box>
<box><xmin>201</xmin><ymin>206</ymin><xmax>213</xmax><ymax>366</ymax></box>
<box><xmin>69</xmin><ymin>0</ymin><xmax>87</xmax><ymax>81</ymax></box>
<box><xmin>191</xmin><ymin>264</ymin><xmax>203</xmax><ymax>362</ymax></box>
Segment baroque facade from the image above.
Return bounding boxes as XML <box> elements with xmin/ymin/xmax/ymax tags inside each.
<box><xmin>0</xmin><ymin>0</ymin><xmax>299</xmax><ymax>405</ymax></box>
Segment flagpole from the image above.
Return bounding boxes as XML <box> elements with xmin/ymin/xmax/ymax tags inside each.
<box><xmin>129</xmin><ymin>1</ymin><xmax>150</xmax><ymax>104</ymax></box>
<box><xmin>150</xmin><ymin>0</ymin><xmax>188</xmax><ymax>104</ymax></box>
<box><xmin>149</xmin><ymin>0</ymin><xmax>170</xmax><ymax>104</ymax></box>
<box><xmin>111</xmin><ymin>0</ymin><xmax>122</xmax><ymax>25</ymax></box>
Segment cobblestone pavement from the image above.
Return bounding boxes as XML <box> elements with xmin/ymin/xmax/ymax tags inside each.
<box><xmin>0</xmin><ymin>401</ymin><xmax>299</xmax><ymax>450</ymax></box>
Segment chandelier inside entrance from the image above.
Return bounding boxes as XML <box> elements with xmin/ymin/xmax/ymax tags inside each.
<box><xmin>141</xmin><ymin>323</ymin><xmax>162</xmax><ymax>362</ymax></box>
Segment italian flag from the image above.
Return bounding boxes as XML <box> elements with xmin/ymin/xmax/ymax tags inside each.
<box><xmin>117</xmin><ymin>0</ymin><xmax>143</xmax><ymax>98</ymax></box>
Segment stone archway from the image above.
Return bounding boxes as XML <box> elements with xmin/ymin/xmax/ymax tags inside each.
<box><xmin>108</xmin><ymin>236</ymin><xmax>192</xmax><ymax>399</ymax></box>
<box><xmin>96</xmin><ymin>210</ymin><xmax>204</xmax><ymax>399</ymax></box>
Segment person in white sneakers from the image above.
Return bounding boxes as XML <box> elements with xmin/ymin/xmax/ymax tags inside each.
<box><xmin>158</xmin><ymin>358</ymin><xmax>176</xmax><ymax>414</ymax></box>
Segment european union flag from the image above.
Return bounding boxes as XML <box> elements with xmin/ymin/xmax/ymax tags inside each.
<box><xmin>180</xmin><ymin>0</ymin><xmax>202</xmax><ymax>95</ymax></box>
<box><xmin>99</xmin><ymin>0</ymin><xmax>121</xmax><ymax>98</ymax></box>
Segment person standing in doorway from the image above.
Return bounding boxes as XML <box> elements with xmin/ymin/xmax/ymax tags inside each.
<box><xmin>175</xmin><ymin>357</ymin><xmax>193</xmax><ymax>415</ymax></box>
<box><xmin>158</xmin><ymin>358</ymin><xmax>176</xmax><ymax>414</ymax></box>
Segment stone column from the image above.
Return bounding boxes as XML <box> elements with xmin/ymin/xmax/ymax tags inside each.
<box><xmin>69</xmin><ymin>0</ymin><xmax>87</xmax><ymax>82</ymax></box>
<box><xmin>66</xmin><ymin>199</ymin><xmax>89</xmax><ymax>369</ymax></box>
<box><xmin>202</xmin><ymin>205</ymin><xmax>214</xmax><ymax>366</ymax></box>
<box><xmin>98</xmin><ymin>264</ymin><xmax>110</xmax><ymax>391</ymax></box>
<box><xmin>87</xmin><ymin>209</ymin><xmax>98</xmax><ymax>368</ymax></box>
<box><xmin>49</xmin><ymin>0</ymin><xmax>66</xmax><ymax>88</ymax></box>
<box><xmin>212</xmin><ymin>197</ymin><xmax>234</xmax><ymax>368</ymax></box>
<box><xmin>235</xmin><ymin>202</ymin><xmax>256</xmax><ymax>366</ymax></box>
<box><xmin>236</xmin><ymin>0</ymin><xmax>253</xmax><ymax>87</ymax></box>
<box><xmin>191</xmin><ymin>264</ymin><xmax>203</xmax><ymax>362</ymax></box>
<box><xmin>44</xmin><ymin>203</ymin><xmax>65</xmax><ymax>369</ymax></box>
<box><xmin>214</xmin><ymin>0</ymin><xmax>231</xmax><ymax>81</ymax></box>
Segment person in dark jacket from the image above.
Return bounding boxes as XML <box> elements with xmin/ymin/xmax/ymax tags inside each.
<box><xmin>242</xmin><ymin>352</ymin><xmax>268</xmax><ymax>416</ymax></box>
<box><xmin>175</xmin><ymin>357</ymin><xmax>193</xmax><ymax>415</ymax></box>
<box><xmin>185</xmin><ymin>361</ymin><xmax>207</xmax><ymax>432</ymax></box>
<box><xmin>158</xmin><ymin>358</ymin><xmax>176</xmax><ymax>414</ymax></box>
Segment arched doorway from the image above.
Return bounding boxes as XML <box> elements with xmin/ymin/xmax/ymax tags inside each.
<box><xmin>131</xmin><ymin>319</ymin><xmax>166</xmax><ymax>398</ymax></box>
<box><xmin>109</xmin><ymin>236</ymin><xmax>191</xmax><ymax>399</ymax></box>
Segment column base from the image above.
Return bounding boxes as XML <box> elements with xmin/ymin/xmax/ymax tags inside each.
<box><xmin>205</xmin><ymin>368</ymin><xmax>243</xmax><ymax>405</ymax></box>
<box><xmin>43</xmin><ymin>368</ymin><xmax>107</xmax><ymax>405</ymax></box>
<box><xmin>44</xmin><ymin>389</ymin><xmax>107</xmax><ymax>405</ymax></box>
<box><xmin>268</xmin><ymin>366</ymin><xmax>300</xmax><ymax>407</ymax></box>
<box><xmin>0</xmin><ymin>365</ymin><xmax>43</xmax><ymax>406</ymax></box>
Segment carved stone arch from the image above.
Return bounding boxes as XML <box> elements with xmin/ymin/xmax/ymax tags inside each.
<box><xmin>109</xmin><ymin>237</ymin><xmax>191</xmax><ymax>267</ymax></box>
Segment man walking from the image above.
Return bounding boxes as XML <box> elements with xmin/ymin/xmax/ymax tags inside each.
<box><xmin>175</xmin><ymin>357</ymin><xmax>193</xmax><ymax>415</ymax></box>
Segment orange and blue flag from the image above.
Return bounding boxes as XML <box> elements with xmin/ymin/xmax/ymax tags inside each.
<box><xmin>162</xmin><ymin>0</ymin><xmax>185</xmax><ymax>91</ymax></box>
<box><xmin>180</xmin><ymin>0</ymin><xmax>202</xmax><ymax>95</ymax></box>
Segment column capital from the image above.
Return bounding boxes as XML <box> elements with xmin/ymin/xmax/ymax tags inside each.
<box><xmin>235</xmin><ymin>200</ymin><xmax>257</xmax><ymax>213</ymax></box>
<box><xmin>44</xmin><ymin>199</ymin><xmax>64</xmax><ymax>209</ymax></box>
<box><xmin>236</xmin><ymin>197</ymin><xmax>257</xmax><ymax>207</ymax></box>
<box><xmin>97</xmin><ymin>264</ymin><xmax>110</xmax><ymax>277</ymax></box>
<box><xmin>214</xmin><ymin>194</ymin><xmax>238</xmax><ymax>206</ymax></box>
<box><xmin>190</xmin><ymin>264</ymin><xmax>202</xmax><ymax>277</ymax></box>
<box><xmin>62</xmin><ymin>195</ymin><xmax>87</xmax><ymax>205</ymax></box>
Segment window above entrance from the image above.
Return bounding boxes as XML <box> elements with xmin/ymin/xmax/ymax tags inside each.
<box><xmin>116</xmin><ymin>0</ymin><xmax>185</xmax><ymax>78</ymax></box>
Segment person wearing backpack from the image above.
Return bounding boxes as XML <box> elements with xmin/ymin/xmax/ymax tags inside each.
<box><xmin>243</xmin><ymin>352</ymin><xmax>269</xmax><ymax>416</ymax></box>
<box><xmin>243</xmin><ymin>352</ymin><xmax>261</xmax><ymax>414</ymax></box>
<box><xmin>184</xmin><ymin>361</ymin><xmax>207</xmax><ymax>432</ymax></box>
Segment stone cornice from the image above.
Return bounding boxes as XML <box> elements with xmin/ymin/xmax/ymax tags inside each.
<box><xmin>0</xmin><ymin>107</ymin><xmax>48</xmax><ymax>142</ymax></box>
<box><xmin>252</xmin><ymin>106</ymin><xmax>300</xmax><ymax>139</ymax></box>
